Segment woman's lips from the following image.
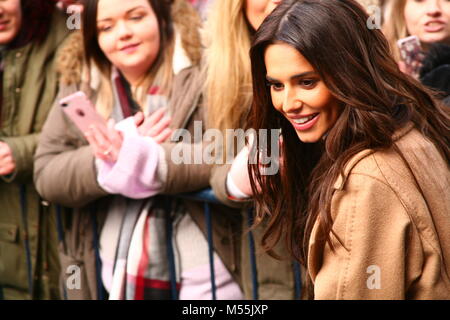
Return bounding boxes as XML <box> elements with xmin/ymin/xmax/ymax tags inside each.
<box><xmin>0</xmin><ymin>21</ymin><xmax>10</xmax><ymax>31</ymax></box>
<box><xmin>424</xmin><ymin>21</ymin><xmax>446</xmax><ymax>33</ymax></box>
<box><xmin>120</xmin><ymin>43</ymin><xmax>141</xmax><ymax>54</ymax></box>
<box><xmin>290</xmin><ymin>113</ymin><xmax>320</xmax><ymax>132</ymax></box>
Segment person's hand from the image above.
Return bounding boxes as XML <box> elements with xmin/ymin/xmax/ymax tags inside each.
<box><xmin>85</xmin><ymin>119</ymin><xmax>123</xmax><ymax>162</ymax></box>
<box><xmin>229</xmin><ymin>133</ymin><xmax>260</xmax><ymax>197</ymax></box>
<box><xmin>86</xmin><ymin>108</ymin><xmax>172</xmax><ymax>162</ymax></box>
<box><xmin>134</xmin><ymin>108</ymin><xmax>172</xmax><ymax>143</ymax></box>
<box><xmin>398</xmin><ymin>61</ymin><xmax>408</xmax><ymax>74</ymax></box>
<box><xmin>0</xmin><ymin>142</ymin><xmax>16</xmax><ymax>176</ymax></box>
<box><xmin>229</xmin><ymin>143</ymin><xmax>253</xmax><ymax>197</ymax></box>
<box><xmin>398</xmin><ymin>58</ymin><xmax>423</xmax><ymax>79</ymax></box>
<box><xmin>228</xmin><ymin>133</ymin><xmax>285</xmax><ymax>198</ymax></box>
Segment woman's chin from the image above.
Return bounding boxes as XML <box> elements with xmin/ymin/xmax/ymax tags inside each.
<box><xmin>296</xmin><ymin>131</ymin><xmax>322</xmax><ymax>144</ymax></box>
<box><xmin>420</xmin><ymin>33</ymin><xmax>450</xmax><ymax>45</ymax></box>
<box><xmin>0</xmin><ymin>31</ymin><xmax>18</xmax><ymax>45</ymax></box>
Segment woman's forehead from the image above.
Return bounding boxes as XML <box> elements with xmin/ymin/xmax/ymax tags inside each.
<box><xmin>97</xmin><ymin>0</ymin><xmax>151</xmax><ymax>20</ymax></box>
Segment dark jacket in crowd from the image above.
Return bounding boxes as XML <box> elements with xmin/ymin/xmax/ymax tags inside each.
<box><xmin>419</xmin><ymin>43</ymin><xmax>450</xmax><ymax>106</ymax></box>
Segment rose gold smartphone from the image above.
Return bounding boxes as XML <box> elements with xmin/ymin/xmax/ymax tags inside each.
<box><xmin>397</xmin><ymin>35</ymin><xmax>425</xmax><ymax>78</ymax></box>
<box><xmin>59</xmin><ymin>91</ymin><xmax>107</xmax><ymax>134</ymax></box>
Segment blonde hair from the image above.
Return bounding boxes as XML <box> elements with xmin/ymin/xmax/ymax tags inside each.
<box><xmin>382</xmin><ymin>0</ymin><xmax>408</xmax><ymax>61</ymax></box>
<box><xmin>94</xmin><ymin>40</ymin><xmax>174</xmax><ymax>119</ymax></box>
<box><xmin>95</xmin><ymin>43</ymin><xmax>174</xmax><ymax>118</ymax></box>
<box><xmin>204</xmin><ymin>0</ymin><xmax>253</xmax><ymax>143</ymax></box>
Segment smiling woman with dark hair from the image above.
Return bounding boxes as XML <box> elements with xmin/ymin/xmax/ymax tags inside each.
<box><xmin>246</xmin><ymin>0</ymin><xmax>450</xmax><ymax>299</ymax></box>
<box><xmin>0</xmin><ymin>0</ymin><xmax>70</xmax><ymax>300</ymax></box>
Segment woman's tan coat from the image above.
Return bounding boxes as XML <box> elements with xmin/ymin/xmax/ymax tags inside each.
<box><xmin>308</xmin><ymin>123</ymin><xmax>450</xmax><ymax>299</ymax></box>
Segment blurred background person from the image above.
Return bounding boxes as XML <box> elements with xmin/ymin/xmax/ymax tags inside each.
<box><xmin>0</xmin><ymin>0</ymin><xmax>70</xmax><ymax>299</ymax></box>
<box><xmin>188</xmin><ymin>0</ymin><xmax>213</xmax><ymax>19</ymax></box>
<box><xmin>383</xmin><ymin>0</ymin><xmax>450</xmax><ymax>104</ymax></box>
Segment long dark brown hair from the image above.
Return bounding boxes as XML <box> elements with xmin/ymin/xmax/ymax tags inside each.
<box><xmin>248</xmin><ymin>0</ymin><xmax>450</xmax><ymax>265</ymax></box>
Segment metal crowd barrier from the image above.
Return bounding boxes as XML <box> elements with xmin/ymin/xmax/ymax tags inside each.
<box><xmin>54</xmin><ymin>188</ymin><xmax>302</xmax><ymax>300</ymax></box>
<box><xmin>176</xmin><ymin>188</ymin><xmax>302</xmax><ymax>300</ymax></box>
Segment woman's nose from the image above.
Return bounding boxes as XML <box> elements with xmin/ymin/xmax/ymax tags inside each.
<box><xmin>426</xmin><ymin>0</ymin><xmax>443</xmax><ymax>17</ymax></box>
<box><xmin>116</xmin><ymin>20</ymin><xmax>133</xmax><ymax>40</ymax></box>
<box><xmin>282</xmin><ymin>90</ymin><xmax>302</xmax><ymax>114</ymax></box>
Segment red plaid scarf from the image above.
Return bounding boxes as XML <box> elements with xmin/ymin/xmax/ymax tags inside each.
<box><xmin>107</xmin><ymin>70</ymin><xmax>182</xmax><ymax>300</ymax></box>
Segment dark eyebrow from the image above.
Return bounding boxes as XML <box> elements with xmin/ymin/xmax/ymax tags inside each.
<box><xmin>266</xmin><ymin>71</ymin><xmax>317</xmax><ymax>82</ymax></box>
<box><xmin>97</xmin><ymin>6</ymin><xmax>146</xmax><ymax>22</ymax></box>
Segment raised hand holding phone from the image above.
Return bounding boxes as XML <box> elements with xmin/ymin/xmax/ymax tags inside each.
<box><xmin>61</xmin><ymin>91</ymin><xmax>172</xmax><ymax>162</ymax></box>
<box><xmin>397</xmin><ymin>35</ymin><xmax>425</xmax><ymax>79</ymax></box>
<box><xmin>85</xmin><ymin>118</ymin><xmax>124</xmax><ymax>162</ymax></box>
<box><xmin>60</xmin><ymin>91</ymin><xmax>108</xmax><ymax>135</ymax></box>
<box><xmin>60</xmin><ymin>91</ymin><xmax>117</xmax><ymax>161</ymax></box>
<box><xmin>87</xmin><ymin>112</ymin><xmax>172</xmax><ymax>162</ymax></box>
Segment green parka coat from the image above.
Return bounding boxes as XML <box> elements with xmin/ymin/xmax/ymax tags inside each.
<box><xmin>0</xmin><ymin>10</ymin><xmax>70</xmax><ymax>300</ymax></box>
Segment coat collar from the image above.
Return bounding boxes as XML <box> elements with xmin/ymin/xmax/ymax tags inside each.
<box><xmin>333</xmin><ymin>122</ymin><xmax>415</xmax><ymax>190</ymax></box>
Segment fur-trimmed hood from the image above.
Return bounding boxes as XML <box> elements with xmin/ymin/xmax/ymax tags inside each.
<box><xmin>56</xmin><ymin>0</ymin><xmax>203</xmax><ymax>87</ymax></box>
<box><xmin>56</xmin><ymin>30</ymin><xmax>86</xmax><ymax>87</ymax></box>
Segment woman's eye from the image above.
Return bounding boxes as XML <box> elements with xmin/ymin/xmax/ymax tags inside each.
<box><xmin>98</xmin><ymin>25</ymin><xmax>112</xmax><ymax>32</ymax></box>
<box><xmin>300</xmin><ymin>79</ymin><xmax>317</xmax><ymax>88</ymax></box>
<box><xmin>268</xmin><ymin>82</ymin><xmax>284</xmax><ymax>91</ymax></box>
<box><xmin>130</xmin><ymin>15</ymin><xmax>143</xmax><ymax>21</ymax></box>
<box><xmin>129</xmin><ymin>11</ymin><xmax>146</xmax><ymax>21</ymax></box>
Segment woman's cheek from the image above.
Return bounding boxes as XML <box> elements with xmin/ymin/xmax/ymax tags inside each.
<box><xmin>98</xmin><ymin>33</ymin><xmax>114</xmax><ymax>56</ymax></box>
<box><xmin>313</xmin><ymin>86</ymin><xmax>333</xmax><ymax>109</ymax></box>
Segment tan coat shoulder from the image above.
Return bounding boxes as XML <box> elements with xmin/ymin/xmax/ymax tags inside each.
<box><xmin>308</xmin><ymin>125</ymin><xmax>450</xmax><ymax>299</ymax></box>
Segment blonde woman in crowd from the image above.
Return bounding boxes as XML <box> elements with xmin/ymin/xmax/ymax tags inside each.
<box><xmin>384</xmin><ymin>0</ymin><xmax>450</xmax><ymax>57</ymax></box>
<box><xmin>383</xmin><ymin>0</ymin><xmax>450</xmax><ymax>103</ymax></box>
